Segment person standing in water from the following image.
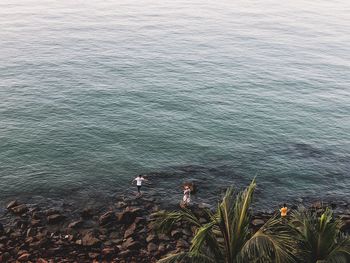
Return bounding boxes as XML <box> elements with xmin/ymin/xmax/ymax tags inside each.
<box><xmin>132</xmin><ymin>175</ymin><xmax>148</xmax><ymax>196</ymax></box>
<box><xmin>181</xmin><ymin>185</ymin><xmax>191</xmax><ymax>207</ymax></box>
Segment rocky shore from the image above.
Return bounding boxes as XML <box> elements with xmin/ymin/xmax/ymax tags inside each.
<box><xmin>0</xmin><ymin>195</ymin><xmax>349</xmax><ymax>263</ymax></box>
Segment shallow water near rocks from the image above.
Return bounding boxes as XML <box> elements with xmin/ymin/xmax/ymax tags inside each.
<box><xmin>0</xmin><ymin>0</ymin><xmax>349</xmax><ymax>210</ymax></box>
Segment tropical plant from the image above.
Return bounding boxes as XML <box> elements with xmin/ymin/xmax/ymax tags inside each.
<box><xmin>289</xmin><ymin>207</ymin><xmax>350</xmax><ymax>263</ymax></box>
<box><xmin>151</xmin><ymin>179</ymin><xmax>295</xmax><ymax>263</ymax></box>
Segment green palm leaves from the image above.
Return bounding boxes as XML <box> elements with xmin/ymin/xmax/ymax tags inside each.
<box><xmin>152</xmin><ymin>179</ymin><xmax>349</xmax><ymax>263</ymax></box>
<box><xmin>152</xmin><ymin>179</ymin><xmax>294</xmax><ymax>263</ymax></box>
<box><xmin>290</xmin><ymin>208</ymin><xmax>350</xmax><ymax>263</ymax></box>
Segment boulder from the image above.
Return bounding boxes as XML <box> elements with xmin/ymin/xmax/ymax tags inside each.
<box><xmin>146</xmin><ymin>234</ymin><xmax>156</xmax><ymax>243</ymax></box>
<box><xmin>99</xmin><ymin>211</ymin><xmax>115</xmax><ymax>225</ymax></box>
<box><xmin>251</xmin><ymin>219</ymin><xmax>265</xmax><ymax>228</ymax></box>
<box><xmin>68</xmin><ymin>220</ymin><xmax>83</xmax><ymax>229</ymax></box>
<box><xmin>102</xmin><ymin>247</ymin><xmax>115</xmax><ymax>257</ymax></box>
<box><xmin>82</xmin><ymin>232</ymin><xmax>100</xmax><ymax>247</ymax></box>
<box><xmin>47</xmin><ymin>214</ymin><xmax>65</xmax><ymax>224</ymax></box>
<box><xmin>122</xmin><ymin>237</ymin><xmax>141</xmax><ymax>250</ymax></box>
<box><xmin>170</xmin><ymin>229</ymin><xmax>182</xmax><ymax>238</ymax></box>
<box><xmin>116</xmin><ymin>208</ymin><xmax>142</xmax><ymax>224</ymax></box>
<box><xmin>124</xmin><ymin>223</ymin><xmax>137</xmax><ymax>239</ymax></box>
<box><xmin>17</xmin><ymin>253</ymin><xmax>30</xmax><ymax>261</ymax></box>
<box><xmin>31</xmin><ymin>219</ymin><xmax>41</xmax><ymax>227</ymax></box>
<box><xmin>6</xmin><ymin>200</ymin><xmax>19</xmax><ymax>210</ymax></box>
<box><xmin>80</xmin><ymin>208</ymin><xmax>94</xmax><ymax>219</ymax></box>
<box><xmin>11</xmin><ymin>204</ymin><xmax>28</xmax><ymax>215</ymax></box>
<box><xmin>147</xmin><ymin>242</ymin><xmax>158</xmax><ymax>253</ymax></box>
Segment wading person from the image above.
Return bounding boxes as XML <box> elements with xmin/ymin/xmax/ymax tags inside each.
<box><xmin>132</xmin><ymin>175</ymin><xmax>148</xmax><ymax>196</ymax></box>
<box><xmin>181</xmin><ymin>185</ymin><xmax>191</xmax><ymax>207</ymax></box>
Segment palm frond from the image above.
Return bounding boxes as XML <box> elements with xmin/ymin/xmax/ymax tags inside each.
<box><xmin>190</xmin><ymin>221</ymin><xmax>223</xmax><ymax>261</ymax></box>
<box><xmin>151</xmin><ymin>208</ymin><xmax>201</xmax><ymax>234</ymax></box>
<box><xmin>238</xmin><ymin>216</ymin><xmax>296</xmax><ymax>263</ymax></box>
<box><xmin>157</xmin><ymin>251</ymin><xmax>216</xmax><ymax>263</ymax></box>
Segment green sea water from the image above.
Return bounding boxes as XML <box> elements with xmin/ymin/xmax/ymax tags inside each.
<box><xmin>0</xmin><ymin>0</ymin><xmax>349</xmax><ymax>209</ymax></box>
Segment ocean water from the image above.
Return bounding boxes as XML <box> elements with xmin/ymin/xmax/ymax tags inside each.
<box><xmin>0</xmin><ymin>0</ymin><xmax>349</xmax><ymax>209</ymax></box>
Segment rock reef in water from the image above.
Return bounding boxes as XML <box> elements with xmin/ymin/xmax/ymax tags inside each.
<box><xmin>0</xmin><ymin>195</ymin><xmax>349</xmax><ymax>262</ymax></box>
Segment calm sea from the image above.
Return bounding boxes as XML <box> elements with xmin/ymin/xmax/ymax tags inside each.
<box><xmin>1</xmin><ymin>0</ymin><xmax>349</xmax><ymax>209</ymax></box>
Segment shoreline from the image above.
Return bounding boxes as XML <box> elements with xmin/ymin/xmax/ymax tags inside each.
<box><xmin>0</xmin><ymin>192</ymin><xmax>349</xmax><ymax>262</ymax></box>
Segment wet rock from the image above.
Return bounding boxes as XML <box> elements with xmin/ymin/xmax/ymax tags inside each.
<box><xmin>37</xmin><ymin>259</ymin><xmax>49</xmax><ymax>263</ymax></box>
<box><xmin>26</xmin><ymin>227</ymin><xmax>36</xmax><ymax>237</ymax></box>
<box><xmin>47</xmin><ymin>214</ymin><xmax>65</xmax><ymax>224</ymax></box>
<box><xmin>17</xmin><ymin>252</ymin><xmax>30</xmax><ymax>261</ymax></box>
<box><xmin>158</xmin><ymin>233</ymin><xmax>170</xmax><ymax>241</ymax></box>
<box><xmin>82</xmin><ymin>232</ymin><xmax>101</xmax><ymax>247</ymax></box>
<box><xmin>99</xmin><ymin>211</ymin><xmax>115</xmax><ymax>225</ymax></box>
<box><xmin>171</xmin><ymin>229</ymin><xmax>182</xmax><ymax>238</ymax></box>
<box><xmin>146</xmin><ymin>234</ymin><xmax>156</xmax><ymax>243</ymax></box>
<box><xmin>80</xmin><ymin>208</ymin><xmax>94</xmax><ymax>219</ymax></box>
<box><xmin>117</xmin><ymin>207</ymin><xmax>142</xmax><ymax>224</ymax></box>
<box><xmin>147</xmin><ymin>242</ymin><xmax>158</xmax><ymax>253</ymax></box>
<box><xmin>1</xmin><ymin>252</ymin><xmax>11</xmax><ymax>262</ymax></box>
<box><xmin>11</xmin><ymin>204</ymin><xmax>28</xmax><ymax>215</ymax></box>
<box><xmin>251</xmin><ymin>219</ymin><xmax>265</xmax><ymax>227</ymax></box>
<box><xmin>119</xmin><ymin>249</ymin><xmax>132</xmax><ymax>257</ymax></box>
<box><xmin>116</xmin><ymin>201</ymin><xmax>127</xmax><ymax>209</ymax></box>
<box><xmin>68</xmin><ymin>220</ymin><xmax>83</xmax><ymax>229</ymax></box>
<box><xmin>0</xmin><ymin>222</ymin><xmax>3</xmax><ymax>234</ymax></box>
<box><xmin>31</xmin><ymin>219</ymin><xmax>41</xmax><ymax>227</ymax></box>
<box><xmin>124</xmin><ymin>222</ymin><xmax>137</xmax><ymax>239</ymax></box>
<box><xmin>158</xmin><ymin>243</ymin><xmax>166</xmax><ymax>253</ymax></box>
<box><xmin>6</xmin><ymin>200</ymin><xmax>19</xmax><ymax>210</ymax></box>
<box><xmin>176</xmin><ymin>239</ymin><xmax>189</xmax><ymax>249</ymax></box>
<box><xmin>122</xmin><ymin>237</ymin><xmax>141</xmax><ymax>250</ymax></box>
<box><xmin>102</xmin><ymin>247</ymin><xmax>115</xmax><ymax>257</ymax></box>
<box><xmin>88</xmin><ymin>252</ymin><xmax>99</xmax><ymax>259</ymax></box>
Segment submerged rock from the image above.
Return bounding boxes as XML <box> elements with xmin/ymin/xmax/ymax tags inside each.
<box><xmin>11</xmin><ymin>204</ymin><xmax>28</xmax><ymax>215</ymax></box>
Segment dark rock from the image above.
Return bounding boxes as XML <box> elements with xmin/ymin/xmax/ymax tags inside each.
<box><xmin>116</xmin><ymin>201</ymin><xmax>127</xmax><ymax>208</ymax></box>
<box><xmin>99</xmin><ymin>211</ymin><xmax>115</xmax><ymax>225</ymax></box>
<box><xmin>158</xmin><ymin>233</ymin><xmax>170</xmax><ymax>241</ymax></box>
<box><xmin>26</xmin><ymin>228</ymin><xmax>36</xmax><ymax>237</ymax></box>
<box><xmin>17</xmin><ymin>252</ymin><xmax>30</xmax><ymax>261</ymax></box>
<box><xmin>31</xmin><ymin>219</ymin><xmax>41</xmax><ymax>227</ymax></box>
<box><xmin>170</xmin><ymin>229</ymin><xmax>182</xmax><ymax>238</ymax></box>
<box><xmin>68</xmin><ymin>220</ymin><xmax>83</xmax><ymax>229</ymax></box>
<box><xmin>82</xmin><ymin>232</ymin><xmax>101</xmax><ymax>247</ymax></box>
<box><xmin>1</xmin><ymin>252</ymin><xmax>11</xmax><ymax>262</ymax></box>
<box><xmin>146</xmin><ymin>234</ymin><xmax>156</xmax><ymax>243</ymax></box>
<box><xmin>119</xmin><ymin>249</ymin><xmax>132</xmax><ymax>257</ymax></box>
<box><xmin>6</xmin><ymin>200</ymin><xmax>19</xmax><ymax>210</ymax></box>
<box><xmin>47</xmin><ymin>214</ymin><xmax>65</xmax><ymax>224</ymax></box>
<box><xmin>147</xmin><ymin>242</ymin><xmax>158</xmax><ymax>253</ymax></box>
<box><xmin>11</xmin><ymin>204</ymin><xmax>28</xmax><ymax>215</ymax></box>
<box><xmin>124</xmin><ymin>222</ymin><xmax>137</xmax><ymax>239</ymax></box>
<box><xmin>102</xmin><ymin>247</ymin><xmax>115</xmax><ymax>257</ymax></box>
<box><xmin>88</xmin><ymin>252</ymin><xmax>99</xmax><ymax>259</ymax></box>
<box><xmin>80</xmin><ymin>208</ymin><xmax>94</xmax><ymax>219</ymax></box>
<box><xmin>116</xmin><ymin>208</ymin><xmax>142</xmax><ymax>224</ymax></box>
<box><xmin>251</xmin><ymin>219</ymin><xmax>265</xmax><ymax>227</ymax></box>
<box><xmin>0</xmin><ymin>222</ymin><xmax>3</xmax><ymax>234</ymax></box>
<box><xmin>176</xmin><ymin>239</ymin><xmax>189</xmax><ymax>249</ymax></box>
<box><xmin>158</xmin><ymin>243</ymin><xmax>166</xmax><ymax>253</ymax></box>
<box><xmin>122</xmin><ymin>237</ymin><xmax>141</xmax><ymax>250</ymax></box>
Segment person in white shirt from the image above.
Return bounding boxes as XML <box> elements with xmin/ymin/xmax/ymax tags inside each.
<box><xmin>132</xmin><ymin>175</ymin><xmax>148</xmax><ymax>196</ymax></box>
<box><xmin>181</xmin><ymin>185</ymin><xmax>191</xmax><ymax>207</ymax></box>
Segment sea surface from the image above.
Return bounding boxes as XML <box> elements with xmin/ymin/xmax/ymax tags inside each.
<box><xmin>1</xmin><ymin>0</ymin><xmax>349</xmax><ymax>210</ymax></box>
